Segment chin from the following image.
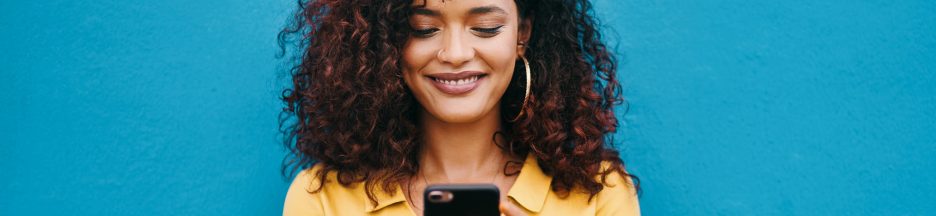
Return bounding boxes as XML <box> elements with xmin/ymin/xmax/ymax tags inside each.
<box><xmin>432</xmin><ymin>111</ymin><xmax>484</xmax><ymax>123</ymax></box>
<box><xmin>409</xmin><ymin>74</ymin><xmax>508</xmax><ymax>124</ymax></box>
<box><xmin>427</xmin><ymin>105</ymin><xmax>492</xmax><ymax>124</ymax></box>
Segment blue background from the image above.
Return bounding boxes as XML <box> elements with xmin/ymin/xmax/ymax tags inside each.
<box><xmin>2</xmin><ymin>0</ymin><xmax>934</xmax><ymax>215</ymax></box>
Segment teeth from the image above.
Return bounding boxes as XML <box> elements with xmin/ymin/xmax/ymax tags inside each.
<box><xmin>435</xmin><ymin>76</ymin><xmax>479</xmax><ymax>86</ymax></box>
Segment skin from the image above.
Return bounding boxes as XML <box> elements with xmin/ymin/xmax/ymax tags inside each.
<box><xmin>400</xmin><ymin>0</ymin><xmax>531</xmax><ymax>215</ymax></box>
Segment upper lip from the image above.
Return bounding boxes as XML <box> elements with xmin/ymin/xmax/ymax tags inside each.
<box><xmin>425</xmin><ymin>71</ymin><xmax>486</xmax><ymax>80</ymax></box>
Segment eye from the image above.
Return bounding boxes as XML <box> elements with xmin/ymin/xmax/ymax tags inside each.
<box><xmin>412</xmin><ymin>27</ymin><xmax>440</xmax><ymax>38</ymax></box>
<box><xmin>471</xmin><ymin>25</ymin><xmax>504</xmax><ymax>37</ymax></box>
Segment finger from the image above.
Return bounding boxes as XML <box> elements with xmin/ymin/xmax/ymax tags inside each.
<box><xmin>499</xmin><ymin>201</ymin><xmax>527</xmax><ymax>216</ymax></box>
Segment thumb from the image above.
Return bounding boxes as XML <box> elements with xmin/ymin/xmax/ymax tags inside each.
<box><xmin>499</xmin><ymin>201</ymin><xmax>527</xmax><ymax>216</ymax></box>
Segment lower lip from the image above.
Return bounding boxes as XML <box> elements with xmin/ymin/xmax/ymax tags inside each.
<box><xmin>427</xmin><ymin>76</ymin><xmax>484</xmax><ymax>95</ymax></box>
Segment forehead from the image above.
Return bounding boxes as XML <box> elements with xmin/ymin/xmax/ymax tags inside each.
<box><xmin>411</xmin><ymin>0</ymin><xmax>517</xmax><ymax>16</ymax></box>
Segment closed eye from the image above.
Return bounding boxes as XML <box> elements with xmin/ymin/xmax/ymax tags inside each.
<box><xmin>412</xmin><ymin>28</ymin><xmax>440</xmax><ymax>37</ymax></box>
<box><xmin>471</xmin><ymin>25</ymin><xmax>504</xmax><ymax>37</ymax></box>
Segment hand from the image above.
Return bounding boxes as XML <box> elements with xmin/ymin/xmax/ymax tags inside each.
<box><xmin>499</xmin><ymin>201</ymin><xmax>528</xmax><ymax>216</ymax></box>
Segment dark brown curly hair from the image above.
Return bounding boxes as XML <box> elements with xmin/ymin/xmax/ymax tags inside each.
<box><xmin>278</xmin><ymin>0</ymin><xmax>639</xmax><ymax>205</ymax></box>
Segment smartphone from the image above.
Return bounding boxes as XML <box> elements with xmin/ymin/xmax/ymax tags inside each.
<box><xmin>423</xmin><ymin>184</ymin><xmax>500</xmax><ymax>216</ymax></box>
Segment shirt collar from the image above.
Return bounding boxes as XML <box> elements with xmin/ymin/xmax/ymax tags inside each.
<box><xmin>507</xmin><ymin>153</ymin><xmax>552</xmax><ymax>213</ymax></box>
<box><xmin>364</xmin><ymin>153</ymin><xmax>552</xmax><ymax>213</ymax></box>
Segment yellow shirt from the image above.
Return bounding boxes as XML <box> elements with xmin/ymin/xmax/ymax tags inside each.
<box><xmin>283</xmin><ymin>154</ymin><xmax>640</xmax><ymax>216</ymax></box>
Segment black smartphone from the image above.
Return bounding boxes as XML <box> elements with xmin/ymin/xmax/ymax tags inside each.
<box><xmin>423</xmin><ymin>184</ymin><xmax>500</xmax><ymax>216</ymax></box>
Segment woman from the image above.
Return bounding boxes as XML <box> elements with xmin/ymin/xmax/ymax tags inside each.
<box><xmin>279</xmin><ymin>0</ymin><xmax>639</xmax><ymax>215</ymax></box>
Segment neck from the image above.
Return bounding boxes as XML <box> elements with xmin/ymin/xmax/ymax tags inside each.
<box><xmin>419</xmin><ymin>109</ymin><xmax>507</xmax><ymax>183</ymax></box>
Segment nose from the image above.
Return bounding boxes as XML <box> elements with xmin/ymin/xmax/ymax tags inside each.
<box><xmin>437</xmin><ymin>29</ymin><xmax>475</xmax><ymax>66</ymax></box>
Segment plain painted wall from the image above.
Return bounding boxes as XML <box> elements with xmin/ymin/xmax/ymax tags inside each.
<box><xmin>2</xmin><ymin>0</ymin><xmax>934</xmax><ymax>215</ymax></box>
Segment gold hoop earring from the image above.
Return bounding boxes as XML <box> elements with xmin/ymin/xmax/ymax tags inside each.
<box><xmin>510</xmin><ymin>55</ymin><xmax>532</xmax><ymax>122</ymax></box>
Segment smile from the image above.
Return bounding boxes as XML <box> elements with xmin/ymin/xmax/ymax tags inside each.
<box><xmin>425</xmin><ymin>71</ymin><xmax>487</xmax><ymax>95</ymax></box>
<box><xmin>431</xmin><ymin>75</ymin><xmax>480</xmax><ymax>86</ymax></box>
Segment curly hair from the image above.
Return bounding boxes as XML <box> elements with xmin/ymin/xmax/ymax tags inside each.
<box><xmin>278</xmin><ymin>0</ymin><xmax>639</xmax><ymax>205</ymax></box>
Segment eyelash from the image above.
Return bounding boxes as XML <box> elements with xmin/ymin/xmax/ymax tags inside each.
<box><xmin>412</xmin><ymin>28</ymin><xmax>439</xmax><ymax>37</ymax></box>
<box><xmin>472</xmin><ymin>26</ymin><xmax>504</xmax><ymax>35</ymax></box>
<box><xmin>411</xmin><ymin>25</ymin><xmax>504</xmax><ymax>38</ymax></box>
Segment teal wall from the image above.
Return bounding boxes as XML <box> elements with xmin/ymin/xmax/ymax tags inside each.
<box><xmin>602</xmin><ymin>0</ymin><xmax>936</xmax><ymax>215</ymax></box>
<box><xmin>2</xmin><ymin>0</ymin><xmax>934</xmax><ymax>215</ymax></box>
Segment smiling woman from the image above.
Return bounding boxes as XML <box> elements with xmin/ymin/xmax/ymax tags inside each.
<box><xmin>278</xmin><ymin>0</ymin><xmax>639</xmax><ymax>215</ymax></box>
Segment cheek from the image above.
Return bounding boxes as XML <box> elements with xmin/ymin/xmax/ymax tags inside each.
<box><xmin>402</xmin><ymin>40</ymin><xmax>433</xmax><ymax>75</ymax></box>
<box><xmin>401</xmin><ymin>41</ymin><xmax>425</xmax><ymax>88</ymax></box>
<box><xmin>477</xmin><ymin>38</ymin><xmax>519</xmax><ymax>79</ymax></box>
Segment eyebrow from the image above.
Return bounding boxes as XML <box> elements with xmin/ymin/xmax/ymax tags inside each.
<box><xmin>468</xmin><ymin>6</ymin><xmax>508</xmax><ymax>15</ymax></box>
<box><xmin>412</xmin><ymin>5</ymin><xmax>508</xmax><ymax>17</ymax></box>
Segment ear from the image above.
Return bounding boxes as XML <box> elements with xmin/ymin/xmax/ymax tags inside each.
<box><xmin>517</xmin><ymin>17</ymin><xmax>532</xmax><ymax>57</ymax></box>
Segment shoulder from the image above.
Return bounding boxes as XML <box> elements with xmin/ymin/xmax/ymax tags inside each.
<box><xmin>283</xmin><ymin>164</ymin><xmax>378</xmax><ymax>216</ymax></box>
<box><xmin>594</xmin><ymin>161</ymin><xmax>641</xmax><ymax>215</ymax></box>
<box><xmin>288</xmin><ymin>164</ymin><xmax>335</xmax><ymax>191</ymax></box>
<box><xmin>284</xmin><ymin>164</ymin><xmax>366</xmax><ymax>216</ymax></box>
<box><xmin>597</xmin><ymin>161</ymin><xmax>638</xmax><ymax>191</ymax></box>
<box><xmin>285</xmin><ymin>163</ymin><xmax>365</xmax><ymax>197</ymax></box>
<box><xmin>283</xmin><ymin>164</ymin><xmax>328</xmax><ymax>216</ymax></box>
